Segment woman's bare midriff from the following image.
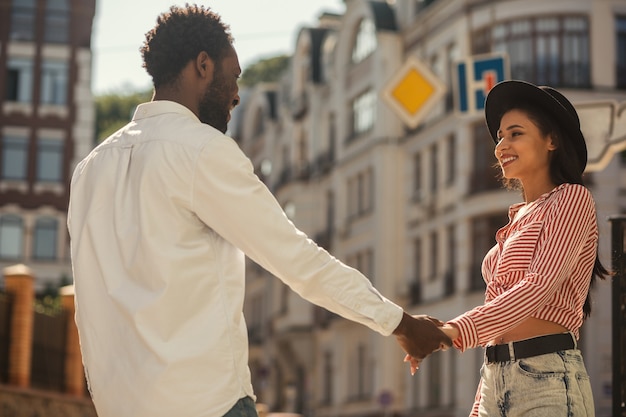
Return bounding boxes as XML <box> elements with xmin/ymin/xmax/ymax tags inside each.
<box><xmin>489</xmin><ymin>317</ymin><xmax>568</xmax><ymax>345</ymax></box>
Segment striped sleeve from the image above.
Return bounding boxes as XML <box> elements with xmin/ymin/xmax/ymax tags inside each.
<box><xmin>449</xmin><ymin>184</ymin><xmax>596</xmax><ymax>351</ymax></box>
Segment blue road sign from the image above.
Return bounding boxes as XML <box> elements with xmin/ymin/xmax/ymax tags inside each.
<box><xmin>455</xmin><ymin>54</ymin><xmax>508</xmax><ymax>115</ymax></box>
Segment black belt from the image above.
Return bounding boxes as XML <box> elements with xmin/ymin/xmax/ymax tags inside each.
<box><xmin>485</xmin><ymin>333</ymin><xmax>576</xmax><ymax>364</ymax></box>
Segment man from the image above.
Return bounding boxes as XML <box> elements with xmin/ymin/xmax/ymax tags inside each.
<box><xmin>67</xmin><ymin>5</ymin><xmax>450</xmax><ymax>417</ymax></box>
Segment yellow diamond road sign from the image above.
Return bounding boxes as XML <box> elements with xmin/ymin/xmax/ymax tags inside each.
<box><xmin>382</xmin><ymin>57</ymin><xmax>447</xmax><ymax>129</ymax></box>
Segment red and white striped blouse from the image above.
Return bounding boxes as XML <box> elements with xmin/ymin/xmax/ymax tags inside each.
<box><xmin>449</xmin><ymin>183</ymin><xmax>598</xmax><ymax>351</ymax></box>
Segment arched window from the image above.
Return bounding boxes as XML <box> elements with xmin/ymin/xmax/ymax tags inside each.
<box><xmin>0</xmin><ymin>215</ymin><xmax>24</xmax><ymax>259</ymax></box>
<box><xmin>33</xmin><ymin>217</ymin><xmax>58</xmax><ymax>260</ymax></box>
<box><xmin>352</xmin><ymin>19</ymin><xmax>377</xmax><ymax>64</ymax></box>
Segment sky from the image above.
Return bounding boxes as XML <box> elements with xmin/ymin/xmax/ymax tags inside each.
<box><xmin>92</xmin><ymin>0</ymin><xmax>345</xmax><ymax>94</ymax></box>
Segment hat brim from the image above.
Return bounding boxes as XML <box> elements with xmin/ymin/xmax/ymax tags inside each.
<box><xmin>484</xmin><ymin>80</ymin><xmax>587</xmax><ymax>171</ymax></box>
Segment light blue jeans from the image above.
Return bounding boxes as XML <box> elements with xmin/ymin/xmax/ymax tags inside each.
<box><xmin>478</xmin><ymin>349</ymin><xmax>595</xmax><ymax>416</ymax></box>
<box><xmin>223</xmin><ymin>397</ymin><xmax>258</xmax><ymax>417</ymax></box>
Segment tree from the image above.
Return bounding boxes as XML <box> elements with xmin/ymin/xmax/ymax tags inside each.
<box><xmin>95</xmin><ymin>89</ymin><xmax>152</xmax><ymax>142</ymax></box>
<box><xmin>240</xmin><ymin>55</ymin><xmax>290</xmax><ymax>87</ymax></box>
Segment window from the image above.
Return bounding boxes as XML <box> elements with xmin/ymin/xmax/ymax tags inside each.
<box><xmin>429</xmin><ymin>231</ymin><xmax>438</xmax><ymax>281</ymax></box>
<box><xmin>430</xmin><ymin>145</ymin><xmax>438</xmax><ymax>193</ymax></box>
<box><xmin>33</xmin><ymin>217</ymin><xmax>58</xmax><ymax>260</ymax></box>
<box><xmin>410</xmin><ymin>238</ymin><xmax>422</xmax><ymax>304</ymax></box>
<box><xmin>348</xmin><ymin>248</ymin><xmax>374</xmax><ymax>282</ymax></box>
<box><xmin>325</xmin><ymin>190</ymin><xmax>335</xmax><ymax>233</ymax></box>
<box><xmin>0</xmin><ymin>215</ymin><xmax>23</xmax><ymax>259</ymax></box>
<box><xmin>10</xmin><ymin>0</ymin><xmax>36</xmax><ymax>41</ymax></box>
<box><xmin>322</xmin><ymin>351</ymin><xmax>333</xmax><ymax>405</ymax></box>
<box><xmin>351</xmin><ymin>90</ymin><xmax>376</xmax><ymax>137</ymax></box>
<box><xmin>347</xmin><ymin>168</ymin><xmax>374</xmax><ymax>218</ymax></box>
<box><xmin>348</xmin><ymin>344</ymin><xmax>371</xmax><ymax>401</ymax></box>
<box><xmin>413</xmin><ymin>153</ymin><xmax>422</xmax><ymax>200</ymax></box>
<box><xmin>470</xmin><ymin>122</ymin><xmax>500</xmax><ymax>194</ymax></box>
<box><xmin>6</xmin><ymin>58</ymin><xmax>33</xmax><ymax>103</ymax></box>
<box><xmin>427</xmin><ymin>351</ymin><xmax>442</xmax><ymax>407</ymax></box>
<box><xmin>414</xmin><ymin>238</ymin><xmax>422</xmax><ymax>282</ymax></box>
<box><xmin>446</xmin><ymin>134</ymin><xmax>456</xmax><ymax>185</ymax></box>
<box><xmin>477</xmin><ymin>15</ymin><xmax>590</xmax><ymax>87</ymax></box>
<box><xmin>445</xmin><ymin>225</ymin><xmax>455</xmax><ymax>295</ymax></box>
<box><xmin>44</xmin><ymin>0</ymin><xmax>70</xmax><ymax>43</ymax></box>
<box><xmin>617</xmin><ymin>16</ymin><xmax>626</xmax><ymax>89</ymax></box>
<box><xmin>36</xmin><ymin>138</ymin><xmax>64</xmax><ymax>183</ymax></box>
<box><xmin>40</xmin><ymin>61</ymin><xmax>68</xmax><ymax>105</ymax></box>
<box><xmin>352</xmin><ymin>19</ymin><xmax>376</xmax><ymax>64</ymax></box>
<box><xmin>1</xmin><ymin>135</ymin><xmax>29</xmax><ymax>180</ymax></box>
<box><xmin>470</xmin><ymin>213</ymin><xmax>508</xmax><ymax>291</ymax></box>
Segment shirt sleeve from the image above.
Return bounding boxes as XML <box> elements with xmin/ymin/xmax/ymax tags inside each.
<box><xmin>449</xmin><ymin>184</ymin><xmax>596</xmax><ymax>350</ymax></box>
<box><xmin>190</xmin><ymin>134</ymin><xmax>403</xmax><ymax>336</ymax></box>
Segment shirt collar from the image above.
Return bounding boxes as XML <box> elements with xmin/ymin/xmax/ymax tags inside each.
<box><xmin>509</xmin><ymin>183</ymin><xmax>569</xmax><ymax>217</ymax></box>
<box><xmin>132</xmin><ymin>100</ymin><xmax>200</xmax><ymax>123</ymax></box>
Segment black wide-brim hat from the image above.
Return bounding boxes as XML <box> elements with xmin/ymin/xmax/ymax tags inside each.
<box><xmin>484</xmin><ymin>80</ymin><xmax>587</xmax><ymax>174</ymax></box>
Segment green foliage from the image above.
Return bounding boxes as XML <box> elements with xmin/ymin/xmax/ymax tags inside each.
<box><xmin>240</xmin><ymin>55</ymin><xmax>290</xmax><ymax>87</ymax></box>
<box><xmin>34</xmin><ymin>294</ymin><xmax>63</xmax><ymax>316</ymax></box>
<box><xmin>95</xmin><ymin>89</ymin><xmax>152</xmax><ymax>142</ymax></box>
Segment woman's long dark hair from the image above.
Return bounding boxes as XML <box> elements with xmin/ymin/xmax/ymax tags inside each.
<box><xmin>496</xmin><ymin>103</ymin><xmax>612</xmax><ymax>318</ymax></box>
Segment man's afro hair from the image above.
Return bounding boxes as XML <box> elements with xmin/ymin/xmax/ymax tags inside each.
<box><xmin>140</xmin><ymin>4</ymin><xmax>234</xmax><ymax>88</ymax></box>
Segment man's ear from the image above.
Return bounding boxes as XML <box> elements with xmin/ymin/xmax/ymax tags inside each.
<box><xmin>196</xmin><ymin>51</ymin><xmax>214</xmax><ymax>81</ymax></box>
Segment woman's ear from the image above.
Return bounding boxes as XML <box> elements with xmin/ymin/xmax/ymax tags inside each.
<box><xmin>547</xmin><ymin>134</ymin><xmax>558</xmax><ymax>151</ymax></box>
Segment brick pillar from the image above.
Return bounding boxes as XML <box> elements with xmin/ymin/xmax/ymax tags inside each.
<box><xmin>3</xmin><ymin>264</ymin><xmax>34</xmax><ymax>388</ymax></box>
<box><xmin>61</xmin><ymin>284</ymin><xmax>85</xmax><ymax>396</ymax></box>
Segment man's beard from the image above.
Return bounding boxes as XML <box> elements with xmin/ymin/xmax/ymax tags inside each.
<box><xmin>198</xmin><ymin>84</ymin><xmax>229</xmax><ymax>133</ymax></box>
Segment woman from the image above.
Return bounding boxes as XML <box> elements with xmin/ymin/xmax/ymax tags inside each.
<box><xmin>433</xmin><ymin>80</ymin><xmax>608</xmax><ymax>416</ymax></box>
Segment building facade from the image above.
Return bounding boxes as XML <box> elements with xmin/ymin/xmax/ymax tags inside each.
<box><xmin>0</xmin><ymin>0</ymin><xmax>96</xmax><ymax>292</ymax></box>
<box><xmin>232</xmin><ymin>1</ymin><xmax>626</xmax><ymax>416</ymax></box>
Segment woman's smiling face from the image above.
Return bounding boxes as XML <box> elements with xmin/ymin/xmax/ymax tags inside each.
<box><xmin>495</xmin><ymin>109</ymin><xmax>557</xmax><ymax>184</ymax></box>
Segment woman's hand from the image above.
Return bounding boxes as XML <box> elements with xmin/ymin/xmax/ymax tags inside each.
<box><xmin>440</xmin><ymin>323</ymin><xmax>460</xmax><ymax>340</ymax></box>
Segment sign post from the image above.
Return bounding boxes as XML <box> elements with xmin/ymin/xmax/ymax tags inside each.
<box><xmin>609</xmin><ymin>215</ymin><xmax>626</xmax><ymax>417</ymax></box>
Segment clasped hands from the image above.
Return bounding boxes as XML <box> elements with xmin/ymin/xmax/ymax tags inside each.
<box><xmin>393</xmin><ymin>313</ymin><xmax>458</xmax><ymax>375</ymax></box>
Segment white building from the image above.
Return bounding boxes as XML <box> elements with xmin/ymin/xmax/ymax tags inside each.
<box><xmin>232</xmin><ymin>1</ymin><xmax>626</xmax><ymax>416</ymax></box>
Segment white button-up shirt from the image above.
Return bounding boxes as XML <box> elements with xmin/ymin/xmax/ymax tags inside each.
<box><xmin>68</xmin><ymin>101</ymin><xmax>403</xmax><ymax>417</ymax></box>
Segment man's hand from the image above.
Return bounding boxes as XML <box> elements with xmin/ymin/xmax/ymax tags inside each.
<box><xmin>392</xmin><ymin>312</ymin><xmax>452</xmax><ymax>367</ymax></box>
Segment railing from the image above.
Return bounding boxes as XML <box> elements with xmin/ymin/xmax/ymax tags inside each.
<box><xmin>609</xmin><ymin>216</ymin><xmax>626</xmax><ymax>417</ymax></box>
<box><xmin>31</xmin><ymin>310</ymin><xmax>66</xmax><ymax>391</ymax></box>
